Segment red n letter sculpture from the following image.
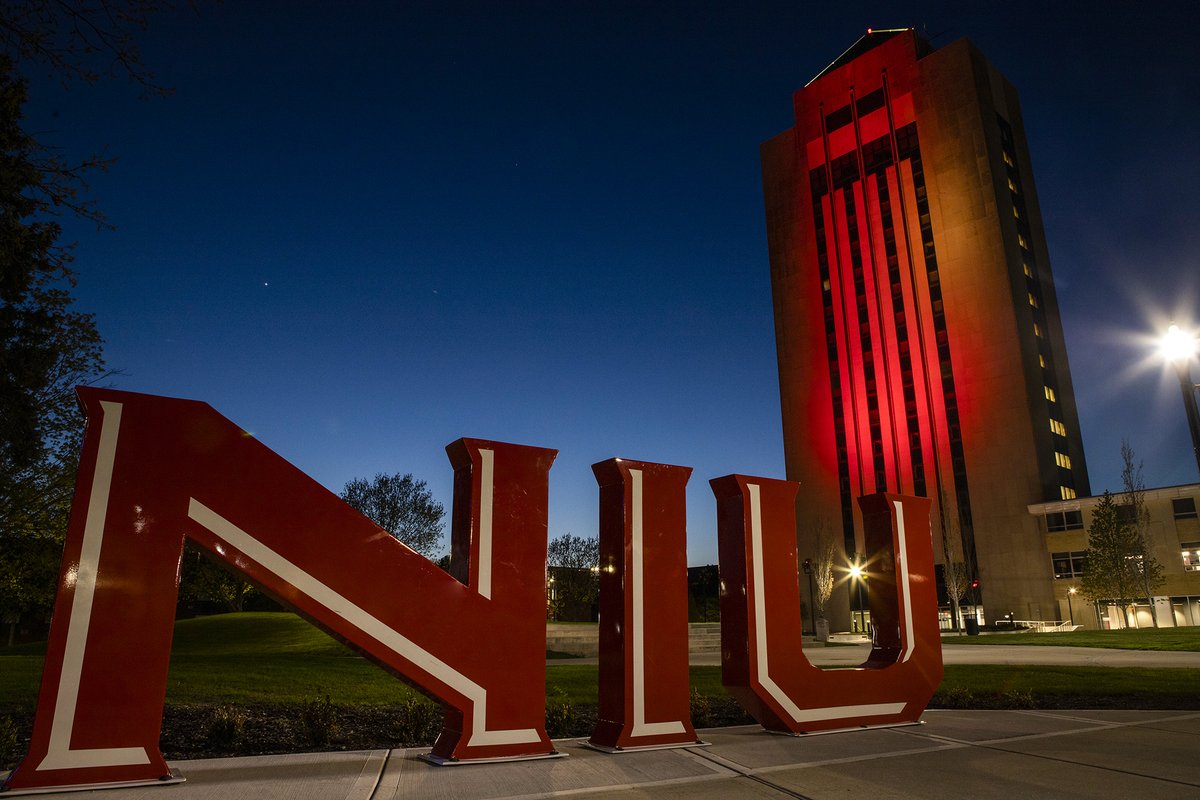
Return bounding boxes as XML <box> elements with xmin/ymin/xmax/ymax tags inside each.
<box><xmin>4</xmin><ymin>389</ymin><xmax>557</xmax><ymax>793</ymax></box>
<box><xmin>712</xmin><ymin>475</ymin><xmax>942</xmax><ymax>733</ymax></box>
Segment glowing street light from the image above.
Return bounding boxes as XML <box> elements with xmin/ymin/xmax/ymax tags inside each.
<box><xmin>1067</xmin><ymin>585</ymin><xmax>1077</xmax><ymax>626</ymax></box>
<box><xmin>1161</xmin><ymin>323</ymin><xmax>1200</xmax><ymax>476</ymax></box>
<box><xmin>848</xmin><ymin>556</ymin><xmax>867</xmax><ymax>635</ymax></box>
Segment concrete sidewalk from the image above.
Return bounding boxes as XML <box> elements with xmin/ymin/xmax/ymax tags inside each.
<box><xmin>34</xmin><ymin>709</ymin><xmax>1200</xmax><ymax>799</ymax></box>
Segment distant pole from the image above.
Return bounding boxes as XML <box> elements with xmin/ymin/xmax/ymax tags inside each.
<box><xmin>802</xmin><ymin>558</ymin><xmax>816</xmax><ymax>636</ymax></box>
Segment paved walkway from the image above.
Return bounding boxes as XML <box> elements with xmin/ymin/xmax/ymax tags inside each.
<box><xmin>27</xmin><ymin>709</ymin><xmax>1200</xmax><ymax>799</ymax></box>
<box><xmin>553</xmin><ymin>644</ymin><xmax>1200</xmax><ymax>669</ymax></box>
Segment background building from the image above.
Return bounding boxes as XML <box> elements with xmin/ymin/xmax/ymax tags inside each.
<box><xmin>761</xmin><ymin>29</ymin><xmax>1089</xmax><ymax>629</ymax></box>
<box><xmin>1029</xmin><ymin>486</ymin><xmax>1200</xmax><ymax>629</ymax></box>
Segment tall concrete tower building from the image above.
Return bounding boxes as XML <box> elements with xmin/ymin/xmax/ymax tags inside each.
<box><xmin>761</xmin><ymin>29</ymin><xmax>1088</xmax><ymax>627</ymax></box>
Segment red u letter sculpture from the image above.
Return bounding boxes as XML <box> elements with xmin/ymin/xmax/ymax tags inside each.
<box><xmin>712</xmin><ymin>475</ymin><xmax>942</xmax><ymax>734</ymax></box>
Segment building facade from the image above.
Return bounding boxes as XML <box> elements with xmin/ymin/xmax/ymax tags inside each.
<box><xmin>1029</xmin><ymin>486</ymin><xmax>1200</xmax><ymax>629</ymax></box>
<box><xmin>761</xmin><ymin>29</ymin><xmax>1089</xmax><ymax>629</ymax></box>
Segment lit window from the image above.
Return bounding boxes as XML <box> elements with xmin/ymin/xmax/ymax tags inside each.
<box><xmin>1028</xmin><ymin>292</ymin><xmax>1039</xmax><ymax>308</ymax></box>
<box><xmin>1017</xmin><ymin>234</ymin><xmax>1029</xmax><ymax>249</ymax></box>
<box><xmin>1039</xmin><ymin>354</ymin><xmax>1046</xmax><ymax>368</ymax></box>
<box><xmin>1034</xmin><ymin>323</ymin><xmax>1043</xmax><ymax>337</ymax></box>
<box><xmin>1060</xmin><ymin>486</ymin><xmax>1077</xmax><ymax>500</ymax></box>
<box><xmin>1003</xmin><ymin>151</ymin><xmax>1014</xmax><ymax>167</ymax></box>
<box><xmin>1050</xmin><ymin>419</ymin><xmax>1067</xmax><ymax>436</ymax></box>
<box><xmin>1013</xmin><ymin>206</ymin><xmax>1021</xmax><ymax>219</ymax></box>
<box><xmin>822</xmin><ymin>278</ymin><xmax>831</xmax><ymax>291</ymax></box>
<box><xmin>1055</xmin><ymin>452</ymin><xmax>1071</xmax><ymax>469</ymax></box>
<box><xmin>1174</xmin><ymin>498</ymin><xmax>1198</xmax><ymax>520</ymax></box>
<box><xmin>1045</xmin><ymin>386</ymin><xmax>1057</xmax><ymax>402</ymax></box>
<box><xmin>1024</xmin><ymin>262</ymin><xmax>1034</xmax><ymax>278</ymax></box>
<box><xmin>1182</xmin><ymin>542</ymin><xmax>1200</xmax><ymax>572</ymax></box>
<box><xmin>1008</xmin><ymin>177</ymin><xmax>1017</xmax><ymax>192</ymax></box>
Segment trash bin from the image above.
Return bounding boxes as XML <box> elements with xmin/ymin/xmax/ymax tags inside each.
<box><xmin>964</xmin><ymin>618</ymin><xmax>980</xmax><ymax>636</ymax></box>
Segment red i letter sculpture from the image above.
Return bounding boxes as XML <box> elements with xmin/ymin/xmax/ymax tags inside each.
<box><xmin>3</xmin><ymin>388</ymin><xmax>558</xmax><ymax>794</ymax></box>
<box><xmin>587</xmin><ymin>459</ymin><xmax>701</xmax><ymax>751</ymax></box>
<box><xmin>712</xmin><ymin>475</ymin><xmax>942</xmax><ymax>733</ymax></box>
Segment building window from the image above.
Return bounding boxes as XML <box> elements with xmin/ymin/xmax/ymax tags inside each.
<box><xmin>1051</xmin><ymin>550</ymin><xmax>1085</xmax><ymax>578</ymax></box>
<box><xmin>1024</xmin><ymin>262</ymin><xmax>1034</xmax><ymax>278</ymax></box>
<box><xmin>1039</xmin><ymin>354</ymin><xmax>1046</xmax><ymax>368</ymax></box>
<box><xmin>1046</xmin><ymin>510</ymin><xmax>1083</xmax><ymax>532</ymax></box>
<box><xmin>1173</xmin><ymin>498</ymin><xmax>1198</xmax><ymax>520</ymax></box>
<box><xmin>1017</xmin><ymin>233</ymin><xmax>1029</xmax><ymax>250</ymax></box>
<box><xmin>1003</xmin><ymin>151</ymin><xmax>1014</xmax><ymax>167</ymax></box>
<box><xmin>1028</xmin><ymin>292</ymin><xmax>1039</xmax><ymax>308</ymax></box>
<box><xmin>1055</xmin><ymin>452</ymin><xmax>1072</xmax><ymax>469</ymax></box>
<box><xmin>1050</xmin><ymin>419</ymin><xmax>1067</xmax><ymax>436</ymax></box>
<box><xmin>1045</xmin><ymin>386</ymin><xmax>1057</xmax><ymax>402</ymax></box>
<box><xmin>1033</xmin><ymin>322</ymin><xmax>1043</xmax><ymax>337</ymax></box>
<box><xmin>1060</xmin><ymin>486</ymin><xmax>1077</xmax><ymax>500</ymax></box>
<box><xmin>1183</xmin><ymin>542</ymin><xmax>1200</xmax><ymax>572</ymax></box>
<box><xmin>1008</xmin><ymin>177</ymin><xmax>1017</xmax><ymax>192</ymax></box>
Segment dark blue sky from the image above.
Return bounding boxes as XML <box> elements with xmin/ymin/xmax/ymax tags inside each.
<box><xmin>24</xmin><ymin>1</ymin><xmax>1200</xmax><ymax>564</ymax></box>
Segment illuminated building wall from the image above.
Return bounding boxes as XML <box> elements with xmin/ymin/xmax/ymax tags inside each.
<box><xmin>761</xmin><ymin>29</ymin><xmax>1089</xmax><ymax>626</ymax></box>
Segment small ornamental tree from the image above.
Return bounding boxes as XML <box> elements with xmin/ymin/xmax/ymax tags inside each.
<box><xmin>1120</xmin><ymin>440</ymin><xmax>1164</xmax><ymax>626</ymax></box>
<box><xmin>1081</xmin><ymin>490</ymin><xmax>1139</xmax><ymax>627</ymax></box>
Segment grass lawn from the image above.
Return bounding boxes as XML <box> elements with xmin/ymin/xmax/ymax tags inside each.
<box><xmin>943</xmin><ymin>627</ymin><xmax>1200</xmax><ymax>651</ymax></box>
<box><xmin>3</xmin><ymin>613</ymin><xmax>1198</xmax><ymax>711</ymax></box>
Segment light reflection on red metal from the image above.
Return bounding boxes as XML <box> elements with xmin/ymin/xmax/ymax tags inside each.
<box><xmin>588</xmin><ymin>459</ymin><xmax>700</xmax><ymax>751</ymax></box>
<box><xmin>712</xmin><ymin>475</ymin><xmax>942</xmax><ymax>733</ymax></box>
<box><xmin>3</xmin><ymin>388</ymin><xmax>557</xmax><ymax>794</ymax></box>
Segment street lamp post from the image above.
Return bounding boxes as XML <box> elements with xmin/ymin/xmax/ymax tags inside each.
<box><xmin>1067</xmin><ymin>585</ymin><xmax>1077</xmax><ymax>626</ymax></box>
<box><xmin>1162</xmin><ymin>323</ymin><xmax>1200</xmax><ymax>477</ymax></box>
<box><xmin>801</xmin><ymin>558</ymin><xmax>816</xmax><ymax>636</ymax></box>
<box><xmin>849</xmin><ymin>555</ymin><xmax>867</xmax><ymax>635</ymax></box>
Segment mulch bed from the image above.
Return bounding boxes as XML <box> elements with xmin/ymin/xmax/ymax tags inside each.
<box><xmin>3</xmin><ymin>692</ymin><xmax>1192</xmax><ymax>770</ymax></box>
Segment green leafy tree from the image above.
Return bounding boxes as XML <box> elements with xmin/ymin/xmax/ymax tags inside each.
<box><xmin>341</xmin><ymin>473</ymin><xmax>445</xmax><ymax>559</ymax></box>
<box><xmin>546</xmin><ymin>533</ymin><xmax>599</xmax><ymax>622</ymax></box>
<box><xmin>177</xmin><ymin>543</ymin><xmax>258</xmax><ymax>614</ymax></box>
<box><xmin>0</xmin><ymin>58</ymin><xmax>111</xmax><ymax>643</ymax></box>
<box><xmin>1120</xmin><ymin>440</ymin><xmax>1164</xmax><ymax>626</ymax></box>
<box><xmin>1080</xmin><ymin>491</ymin><xmax>1140</xmax><ymax>627</ymax></box>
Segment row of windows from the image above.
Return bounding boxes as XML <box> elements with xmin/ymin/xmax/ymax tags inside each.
<box><xmin>1046</xmin><ymin>510</ymin><xmax>1083</xmax><ymax>531</ymax></box>
<box><xmin>1057</xmin><ymin>543</ymin><xmax>1200</xmax><ymax>577</ymax></box>
<box><xmin>996</xmin><ymin>114</ymin><xmax>1075</xmax><ymax>496</ymax></box>
<box><xmin>1046</xmin><ymin>498</ymin><xmax>1195</xmax><ymax>530</ymax></box>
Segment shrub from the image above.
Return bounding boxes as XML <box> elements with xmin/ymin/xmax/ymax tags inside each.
<box><xmin>301</xmin><ymin>694</ymin><xmax>338</xmax><ymax>747</ymax></box>
<box><xmin>205</xmin><ymin>706</ymin><xmax>246</xmax><ymax>751</ymax></box>
<box><xmin>392</xmin><ymin>698</ymin><xmax>441</xmax><ymax>746</ymax></box>
<box><xmin>689</xmin><ymin>688</ymin><xmax>713</xmax><ymax>728</ymax></box>
<box><xmin>0</xmin><ymin>715</ymin><xmax>18</xmax><ymax>768</ymax></box>
<box><xmin>544</xmin><ymin>688</ymin><xmax>578</xmax><ymax>738</ymax></box>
